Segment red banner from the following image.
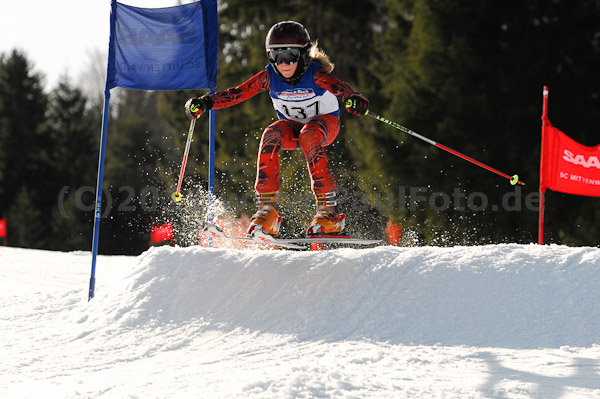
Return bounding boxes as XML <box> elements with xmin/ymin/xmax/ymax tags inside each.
<box><xmin>0</xmin><ymin>219</ymin><xmax>6</xmax><ymax>238</ymax></box>
<box><xmin>540</xmin><ymin>119</ymin><xmax>600</xmax><ymax>197</ymax></box>
<box><xmin>150</xmin><ymin>222</ymin><xmax>174</xmax><ymax>245</ymax></box>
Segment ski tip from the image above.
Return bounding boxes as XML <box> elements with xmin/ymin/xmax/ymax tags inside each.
<box><xmin>203</xmin><ymin>224</ymin><xmax>227</xmax><ymax>239</ymax></box>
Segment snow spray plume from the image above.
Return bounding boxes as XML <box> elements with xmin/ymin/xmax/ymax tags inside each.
<box><xmin>167</xmin><ymin>184</ymin><xmax>228</xmax><ymax>246</ymax></box>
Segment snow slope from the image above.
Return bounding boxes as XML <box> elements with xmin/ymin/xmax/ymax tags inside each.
<box><xmin>1</xmin><ymin>244</ymin><xmax>600</xmax><ymax>398</ymax></box>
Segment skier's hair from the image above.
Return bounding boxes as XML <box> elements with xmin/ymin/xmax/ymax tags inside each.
<box><xmin>310</xmin><ymin>40</ymin><xmax>334</xmax><ymax>73</ymax></box>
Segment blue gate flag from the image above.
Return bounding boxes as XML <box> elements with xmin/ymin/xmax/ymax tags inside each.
<box><xmin>106</xmin><ymin>0</ymin><xmax>218</xmax><ymax>91</ymax></box>
<box><xmin>90</xmin><ymin>0</ymin><xmax>218</xmax><ymax>300</ymax></box>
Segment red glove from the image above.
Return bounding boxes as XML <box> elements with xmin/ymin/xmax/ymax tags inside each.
<box><xmin>345</xmin><ymin>94</ymin><xmax>369</xmax><ymax>116</ymax></box>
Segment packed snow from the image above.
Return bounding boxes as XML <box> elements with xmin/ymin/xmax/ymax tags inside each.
<box><xmin>1</xmin><ymin>243</ymin><xmax>600</xmax><ymax>398</ymax></box>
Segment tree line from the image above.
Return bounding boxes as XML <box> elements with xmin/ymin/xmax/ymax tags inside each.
<box><xmin>1</xmin><ymin>0</ymin><xmax>598</xmax><ymax>254</ymax></box>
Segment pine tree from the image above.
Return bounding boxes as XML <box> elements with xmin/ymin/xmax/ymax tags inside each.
<box><xmin>98</xmin><ymin>89</ymin><xmax>173</xmax><ymax>254</ymax></box>
<box><xmin>356</xmin><ymin>0</ymin><xmax>600</xmax><ymax>245</ymax></box>
<box><xmin>8</xmin><ymin>186</ymin><xmax>45</xmax><ymax>248</ymax></box>
<box><xmin>0</xmin><ymin>50</ymin><xmax>48</xmax><ymax>247</ymax></box>
<box><xmin>45</xmin><ymin>76</ymin><xmax>98</xmax><ymax>251</ymax></box>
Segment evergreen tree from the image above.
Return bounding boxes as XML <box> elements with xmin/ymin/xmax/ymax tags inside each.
<box><xmin>0</xmin><ymin>50</ymin><xmax>48</xmax><ymax>247</ymax></box>
<box><xmin>357</xmin><ymin>0</ymin><xmax>600</xmax><ymax>245</ymax></box>
<box><xmin>45</xmin><ymin>76</ymin><xmax>98</xmax><ymax>251</ymax></box>
<box><xmin>8</xmin><ymin>186</ymin><xmax>45</xmax><ymax>248</ymax></box>
<box><xmin>99</xmin><ymin>89</ymin><xmax>174</xmax><ymax>254</ymax></box>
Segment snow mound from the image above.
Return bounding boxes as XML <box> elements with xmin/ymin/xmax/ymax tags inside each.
<box><xmin>88</xmin><ymin>244</ymin><xmax>600</xmax><ymax>349</ymax></box>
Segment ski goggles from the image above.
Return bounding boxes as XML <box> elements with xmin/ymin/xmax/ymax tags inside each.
<box><xmin>268</xmin><ymin>47</ymin><xmax>302</xmax><ymax>65</ymax></box>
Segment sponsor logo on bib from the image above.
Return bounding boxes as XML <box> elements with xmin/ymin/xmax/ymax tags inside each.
<box><xmin>277</xmin><ymin>88</ymin><xmax>315</xmax><ymax>102</ymax></box>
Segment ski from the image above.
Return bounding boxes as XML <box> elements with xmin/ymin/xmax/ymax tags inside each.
<box><xmin>202</xmin><ymin>224</ymin><xmax>382</xmax><ymax>249</ymax></box>
<box><xmin>202</xmin><ymin>224</ymin><xmax>304</xmax><ymax>249</ymax></box>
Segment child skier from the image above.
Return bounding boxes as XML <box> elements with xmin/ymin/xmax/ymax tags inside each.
<box><xmin>185</xmin><ymin>21</ymin><xmax>369</xmax><ymax>238</ymax></box>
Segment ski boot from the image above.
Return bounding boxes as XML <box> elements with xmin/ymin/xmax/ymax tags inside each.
<box><xmin>247</xmin><ymin>192</ymin><xmax>281</xmax><ymax>237</ymax></box>
<box><xmin>306</xmin><ymin>191</ymin><xmax>348</xmax><ymax>237</ymax></box>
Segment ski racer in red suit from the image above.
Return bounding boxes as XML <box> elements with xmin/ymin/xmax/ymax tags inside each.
<box><xmin>185</xmin><ymin>21</ymin><xmax>369</xmax><ymax>238</ymax></box>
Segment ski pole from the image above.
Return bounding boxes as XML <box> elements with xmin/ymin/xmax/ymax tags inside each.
<box><xmin>363</xmin><ymin>108</ymin><xmax>524</xmax><ymax>186</ymax></box>
<box><xmin>172</xmin><ymin>118</ymin><xmax>197</xmax><ymax>202</ymax></box>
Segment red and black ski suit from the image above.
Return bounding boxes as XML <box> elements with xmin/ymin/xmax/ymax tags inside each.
<box><xmin>206</xmin><ymin>61</ymin><xmax>360</xmax><ymax>196</ymax></box>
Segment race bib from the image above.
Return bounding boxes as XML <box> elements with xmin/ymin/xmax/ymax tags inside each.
<box><xmin>271</xmin><ymin>88</ymin><xmax>338</xmax><ymax>124</ymax></box>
